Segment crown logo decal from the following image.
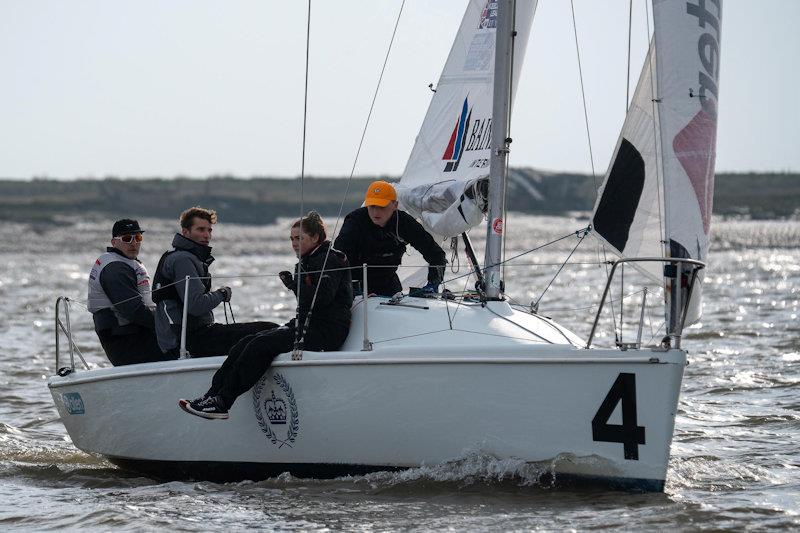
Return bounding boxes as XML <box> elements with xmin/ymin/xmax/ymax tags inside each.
<box><xmin>264</xmin><ymin>391</ymin><xmax>287</xmax><ymax>424</ymax></box>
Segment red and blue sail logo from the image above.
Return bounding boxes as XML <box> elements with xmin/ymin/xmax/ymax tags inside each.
<box><xmin>442</xmin><ymin>97</ymin><xmax>472</xmax><ymax>172</ymax></box>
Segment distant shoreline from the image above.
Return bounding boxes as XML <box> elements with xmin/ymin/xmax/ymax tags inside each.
<box><xmin>2</xmin><ymin>170</ymin><xmax>797</xmax><ymax>224</ymax></box>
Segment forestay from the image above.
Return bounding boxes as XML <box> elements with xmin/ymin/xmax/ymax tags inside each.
<box><xmin>591</xmin><ymin>0</ymin><xmax>721</xmax><ymax>324</ymax></box>
<box><xmin>398</xmin><ymin>0</ymin><xmax>536</xmax><ymax>238</ymax></box>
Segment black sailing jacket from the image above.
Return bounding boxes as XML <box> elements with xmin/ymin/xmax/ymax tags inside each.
<box><xmin>334</xmin><ymin>207</ymin><xmax>446</xmax><ymax>296</ymax></box>
<box><xmin>289</xmin><ymin>240</ymin><xmax>353</xmax><ymax>339</ymax></box>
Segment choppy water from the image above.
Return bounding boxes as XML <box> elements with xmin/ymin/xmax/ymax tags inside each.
<box><xmin>1</xmin><ymin>215</ymin><xmax>799</xmax><ymax>530</ymax></box>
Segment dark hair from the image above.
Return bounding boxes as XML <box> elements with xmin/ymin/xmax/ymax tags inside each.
<box><xmin>292</xmin><ymin>211</ymin><xmax>327</xmax><ymax>241</ymax></box>
<box><xmin>180</xmin><ymin>206</ymin><xmax>218</xmax><ymax>229</ymax></box>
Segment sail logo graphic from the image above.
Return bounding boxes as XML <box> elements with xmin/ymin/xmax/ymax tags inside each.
<box><xmin>478</xmin><ymin>2</ymin><xmax>498</xmax><ymax>29</ymax></box>
<box><xmin>674</xmin><ymin>0</ymin><xmax>722</xmax><ymax>234</ymax></box>
<box><xmin>253</xmin><ymin>372</ymin><xmax>299</xmax><ymax>448</ymax></box>
<box><xmin>442</xmin><ymin>97</ymin><xmax>492</xmax><ymax>173</ymax></box>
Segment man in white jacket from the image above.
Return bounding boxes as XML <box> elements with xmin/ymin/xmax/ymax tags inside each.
<box><xmin>87</xmin><ymin>219</ymin><xmax>170</xmax><ymax>366</ymax></box>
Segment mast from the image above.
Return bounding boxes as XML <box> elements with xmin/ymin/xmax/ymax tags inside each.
<box><xmin>483</xmin><ymin>0</ymin><xmax>515</xmax><ymax>300</ymax></box>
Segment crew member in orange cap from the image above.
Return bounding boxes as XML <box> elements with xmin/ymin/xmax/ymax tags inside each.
<box><xmin>334</xmin><ymin>180</ymin><xmax>446</xmax><ymax>296</ymax></box>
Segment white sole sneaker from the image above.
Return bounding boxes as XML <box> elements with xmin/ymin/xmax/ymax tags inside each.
<box><xmin>178</xmin><ymin>398</ymin><xmax>229</xmax><ymax>420</ymax></box>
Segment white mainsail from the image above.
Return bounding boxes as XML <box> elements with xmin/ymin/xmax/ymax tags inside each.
<box><xmin>398</xmin><ymin>0</ymin><xmax>536</xmax><ymax>238</ymax></box>
<box><xmin>592</xmin><ymin>0</ymin><xmax>721</xmax><ymax>324</ymax></box>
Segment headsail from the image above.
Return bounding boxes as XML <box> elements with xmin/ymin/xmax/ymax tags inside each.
<box><xmin>592</xmin><ymin>40</ymin><xmax>664</xmax><ymax>281</ymax></box>
<box><xmin>398</xmin><ymin>0</ymin><xmax>537</xmax><ymax>238</ymax></box>
<box><xmin>591</xmin><ymin>0</ymin><xmax>721</xmax><ymax>324</ymax></box>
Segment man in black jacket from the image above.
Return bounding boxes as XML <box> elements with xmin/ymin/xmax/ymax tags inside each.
<box><xmin>334</xmin><ymin>181</ymin><xmax>446</xmax><ymax>297</ymax></box>
<box><xmin>87</xmin><ymin>219</ymin><xmax>172</xmax><ymax>366</ymax></box>
<box><xmin>153</xmin><ymin>207</ymin><xmax>276</xmax><ymax>357</ymax></box>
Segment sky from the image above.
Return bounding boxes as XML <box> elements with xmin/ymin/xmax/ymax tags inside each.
<box><xmin>0</xmin><ymin>0</ymin><xmax>797</xmax><ymax>180</ymax></box>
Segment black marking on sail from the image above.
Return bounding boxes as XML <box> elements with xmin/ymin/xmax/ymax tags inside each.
<box><xmin>592</xmin><ymin>138</ymin><xmax>645</xmax><ymax>251</ymax></box>
<box><xmin>669</xmin><ymin>239</ymin><xmax>690</xmax><ymax>259</ymax></box>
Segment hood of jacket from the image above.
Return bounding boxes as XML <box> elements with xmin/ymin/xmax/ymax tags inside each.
<box><xmin>171</xmin><ymin>233</ymin><xmax>214</xmax><ymax>264</ymax></box>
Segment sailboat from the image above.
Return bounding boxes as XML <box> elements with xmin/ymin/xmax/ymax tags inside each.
<box><xmin>48</xmin><ymin>0</ymin><xmax>721</xmax><ymax>491</ymax></box>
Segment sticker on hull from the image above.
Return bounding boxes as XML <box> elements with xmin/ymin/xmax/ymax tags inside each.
<box><xmin>62</xmin><ymin>392</ymin><xmax>85</xmax><ymax>415</ymax></box>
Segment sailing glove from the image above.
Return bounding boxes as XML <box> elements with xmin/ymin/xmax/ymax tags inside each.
<box><xmin>217</xmin><ymin>286</ymin><xmax>233</xmax><ymax>302</ymax></box>
<box><xmin>278</xmin><ymin>271</ymin><xmax>295</xmax><ymax>290</ymax></box>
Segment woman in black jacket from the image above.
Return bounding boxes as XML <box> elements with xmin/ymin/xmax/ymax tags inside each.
<box><xmin>179</xmin><ymin>211</ymin><xmax>353</xmax><ymax>419</ymax></box>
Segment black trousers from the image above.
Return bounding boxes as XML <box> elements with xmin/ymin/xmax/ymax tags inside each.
<box><xmin>97</xmin><ymin>328</ymin><xmax>174</xmax><ymax>366</ymax></box>
<box><xmin>207</xmin><ymin>324</ymin><xmax>348</xmax><ymax>408</ymax></box>
<box><xmin>177</xmin><ymin>321</ymin><xmax>278</xmax><ymax>358</ymax></box>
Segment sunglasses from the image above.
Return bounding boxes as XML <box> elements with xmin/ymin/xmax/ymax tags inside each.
<box><xmin>115</xmin><ymin>233</ymin><xmax>143</xmax><ymax>244</ymax></box>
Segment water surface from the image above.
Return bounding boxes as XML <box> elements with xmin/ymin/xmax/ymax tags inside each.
<box><xmin>1</xmin><ymin>215</ymin><xmax>798</xmax><ymax>530</ymax></box>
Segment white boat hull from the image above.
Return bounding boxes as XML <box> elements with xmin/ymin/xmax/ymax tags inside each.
<box><xmin>49</xmin><ymin>300</ymin><xmax>685</xmax><ymax>491</ymax></box>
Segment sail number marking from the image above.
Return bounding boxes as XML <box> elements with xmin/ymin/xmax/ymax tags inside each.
<box><xmin>591</xmin><ymin>373</ymin><xmax>645</xmax><ymax>460</ymax></box>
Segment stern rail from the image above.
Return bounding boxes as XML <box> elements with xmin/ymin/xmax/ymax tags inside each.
<box><xmin>55</xmin><ymin>296</ymin><xmax>90</xmax><ymax>374</ymax></box>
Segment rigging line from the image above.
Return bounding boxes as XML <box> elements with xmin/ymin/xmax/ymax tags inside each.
<box><xmin>436</xmin><ymin>228</ymin><xmax>591</xmax><ymax>290</ymax></box>
<box><xmin>499</xmin><ymin>226</ymin><xmax>590</xmax><ymax>266</ymax></box>
<box><xmin>646</xmin><ymin>321</ymin><xmax>666</xmax><ymax>347</ymax></box>
<box><xmin>570</xmin><ymin>0</ymin><xmax>617</xmax><ymax>341</ymax></box>
<box><xmin>297</xmin><ymin>0</ymin><xmax>407</xmax><ymax>349</ymax></box>
<box><xmin>620</xmin><ymin>263</ymin><xmax>624</xmax><ymax>343</ymax></box>
<box><xmin>441</xmin><ymin>276</ymin><xmax>454</xmax><ymax>329</ymax></box>
<box><xmin>494</xmin><ymin>260</ymin><xmax>608</xmax><ymax>267</ymax></box>
<box><xmin>647</xmin><ymin>304</ymin><xmax>658</xmax><ymax>342</ymax></box>
<box><xmin>510</xmin><ymin>287</ymin><xmax>649</xmax><ymax>313</ymax></box>
<box><xmin>500</xmin><ymin>0</ymin><xmax>521</xmax><ymax>286</ymax></box>
<box><xmin>371</xmin><ymin>328</ymin><xmax>453</xmax><ymax>344</ymax></box>
<box><xmin>569</xmin><ymin>0</ymin><xmax>597</xmax><ymax>184</ymax></box>
<box><xmin>449</xmin><ymin>271</ymin><xmax>474</xmax><ymax>324</ymax></box>
<box><xmin>294</xmin><ymin>0</ymin><xmax>313</xmax><ymax>353</ymax></box>
<box><xmin>644</xmin><ymin>0</ymin><xmax>666</xmax><ymax>252</ymax></box>
<box><xmin>211</xmin><ymin>259</ymin><xmax>612</xmax><ymax>280</ymax></box>
<box><xmin>532</xmin><ymin>226</ymin><xmax>588</xmax><ymax>309</ymax></box>
<box><xmin>504</xmin><ymin>295</ymin><xmax>577</xmax><ymax>346</ymax></box>
<box><xmin>73</xmin><ymin>274</ymin><xmax>211</xmax><ymax>310</ymax></box>
<box><xmin>644</xmin><ymin>2</ymin><xmax>669</xmax><ymax>326</ymax></box>
<box><xmin>449</xmin><ymin>237</ymin><xmax>460</xmax><ymax>273</ymax></box>
<box><xmin>483</xmin><ymin>305</ymin><xmax>553</xmax><ymax>345</ymax></box>
<box><xmin>374</xmin><ymin>327</ymin><xmax>555</xmax><ymax>346</ymax></box>
<box><xmin>449</xmin><ymin>328</ymin><xmax>558</xmax><ymax>343</ymax></box>
<box><xmin>514</xmin><ymin>302</ymin><xmax>596</xmax><ymax>312</ymax></box>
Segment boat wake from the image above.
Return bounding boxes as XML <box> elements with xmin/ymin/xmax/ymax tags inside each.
<box><xmin>359</xmin><ymin>451</ymin><xmax>559</xmax><ymax>490</ymax></box>
<box><xmin>237</xmin><ymin>450</ymin><xmax>618</xmax><ymax>493</ymax></box>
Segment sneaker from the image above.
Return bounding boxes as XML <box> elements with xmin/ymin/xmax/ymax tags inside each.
<box><xmin>178</xmin><ymin>395</ymin><xmax>229</xmax><ymax>420</ymax></box>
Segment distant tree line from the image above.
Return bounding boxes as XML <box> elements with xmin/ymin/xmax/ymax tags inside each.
<box><xmin>1</xmin><ymin>171</ymin><xmax>796</xmax><ymax>225</ymax></box>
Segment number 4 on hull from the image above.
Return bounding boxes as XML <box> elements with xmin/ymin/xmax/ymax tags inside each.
<box><xmin>592</xmin><ymin>373</ymin><xmax>646</xmax><ymax>460</ymax></box>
